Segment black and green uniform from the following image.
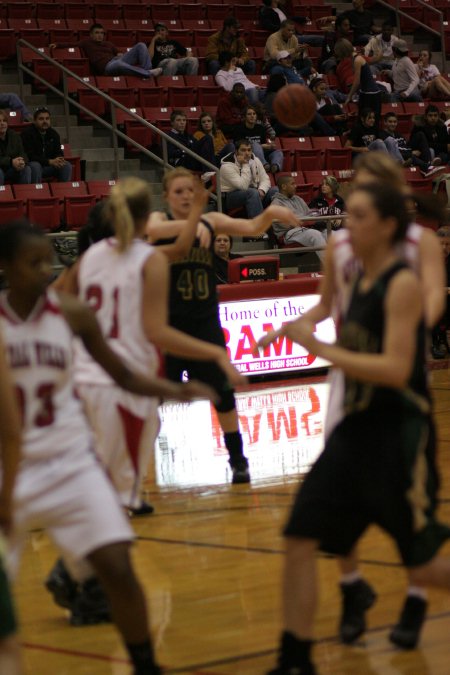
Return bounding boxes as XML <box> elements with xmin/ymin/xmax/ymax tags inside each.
<box><xmin>285</xmin><ymin>262</ymin><xmax>450</xmax><ymax>567</ymax></box>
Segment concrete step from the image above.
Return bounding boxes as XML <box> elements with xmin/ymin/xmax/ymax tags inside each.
<box><xmin>75</xmin><ymin>147</ymin><xmax>125</xmax><ymax>160</ymax></box>
<box><xmin>84</xmin><ymin>158</ymin><xmax>141</xmax><ymax>179</ymax></box>
<box><xmin>0</xmin><ymin>84</ymin><xmax>32</xmax><ymax>96</ymax></box>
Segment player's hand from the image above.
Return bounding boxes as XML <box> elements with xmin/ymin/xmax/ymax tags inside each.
<box><xmin>196</xmin><ymin>221</ymin><xmax>212</xmax><ymax>248</ymax></box>
<box><xmin>176</xmin><ymin>380</ymin><xmax>218</xmax><ymax>403</ymax></box>
<box><xmin>284</xmin><ymin>318</ymin><xmax>319</xmax><ymax>353</ymax></box>
<box><xmin>266</xmin><ymin>204</ymin><xmax>301</xmax><ymax>227</ymax></box>
<box><xmin>254</xmin><ymin>327</ymin><xmax>285</xmax><ymax>354</ymax></box>
<box><xmin>192</xmin><ymin>176</ymin><xmax>210</xmax><ymax>210</ymax></box>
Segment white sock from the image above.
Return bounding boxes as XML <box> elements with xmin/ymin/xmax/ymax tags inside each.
<box><xmin>407</xmin><ymin>586</ymin><xmax>428</xmax><ymax>601</ymax></box>
<box><xmin>340</xmin><ymin>571</ymin><xmax>362</xmax><ymax>586</ymax></box>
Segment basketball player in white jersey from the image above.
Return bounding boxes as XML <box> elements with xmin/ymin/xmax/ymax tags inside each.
<box><xmin>0</xmin><ymin>221</ymin><xmax>216</xmax><ymax>675</ymax></box>
<box><xmin>0</xmin><ymin>330</ymin><xmax>22</xmax><ymax>675</ymax></box>
<box><xmin>258</xmin><ymin>152</ymin><xmax>446</xmax><ymax>650</ymax></box>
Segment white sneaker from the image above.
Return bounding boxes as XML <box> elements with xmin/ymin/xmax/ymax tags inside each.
<box><xmin>149</xmin><ymin>67</ymin><xmax>163</xmax><ymax>77</ymax></box>
<box><xmin>423</xmin><ymin>165</ymin><xmax>444</xmax><ymax>177</ymax></box>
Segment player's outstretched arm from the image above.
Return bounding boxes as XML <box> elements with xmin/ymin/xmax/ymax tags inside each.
<box><xmin>0</xmin><ymin>330</ymin><xmax>22</xmax><ymax>535</ymax></box>
<box><xmin>280</xmin><ymin>270</ymin><xmax>423</xmax><ymax>389</ymax></box>
<box><xmin>208</xmin><ymin>204</ymin><xmax>299</xmax><ymax>237</ymax></box>
<box><xmin>58</xmin><ymin>293</ymin><xmax>217</xmax><ymax>401</ymax></box>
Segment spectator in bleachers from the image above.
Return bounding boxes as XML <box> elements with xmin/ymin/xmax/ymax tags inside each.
<box><xmin>389</xmin><ymin>40</ymin><xmax>422</xmax><ymax>102</ymax></box>
<box><xmin>219</xmin><ymin>138</ymin><xmax>277</xmax><ymax>217</ymax></box>
<box><xmin>215</xmin><ymin>52</ymin><xmax>263</xmax><ymax>105</ymax></box>
<box><xmin>167</xmin><ymin>109</ymin><xmax>216</xmax><ymax>170</ymax></box>
<box><xmin>0</xmin><ymin>94</ymin><xmax>32</xmax><ymax>122</ymax></box>
<box><xmin>259</xmin><ymin>0</ymin><xmax>324</xmax><ymax>48</ymax></box>
<box><xmin>364</xmin><ymin>21</ymin><xmax>399</xmax><ymax>74</ymax></box>
<box><xmin>308</xmin><ymin>176</ymin><xmax>345</xmax><ymax>237</ymax></box>
<box><xmin>335</xmin><ymin>39</ymin><xmax>388</xmax><ymax>119</ymax></box>
<box><xmin>319</xmin><ymin>15</ymin><xmax>353</xmax><ymax>74</ymax></box>
<box><xmin>213</xmin><ymin>234</ymin><xmax>241</xmax><ymax>285</ymax></box>
<box><xmin>344</xmin><ymin>108</ymin><xmax>406</xmax><ymax>161</ymax></box>
<box><xmin>269</xmin><ymin>49</ymin><xmax>314</xmax><ymax>82</ymax></box>
<box><xmin>50</xmin><ymin>23</ymin><xmax>162</xmax><ymax>78</ymax></box>
<box><xmin>205</xmin><ymin>18</ymin><xmax>256</xmax><ymax>77</ymax></box>
<box><xmin>216</xmin><ymin>83</ymin><xmax>249</xmax><ymax>137</ymax></box>
<box><xmin>21</xmin><ymin>107</ymin><xmax>72</xmax><ymax>184</ymax></box>
<box><xmin>410</xmin><ymin>105</ymin><xmax>450</xmax><ymax>168</ymax></box>
<box><xmin>147</xmin><ymin>23</ymin><xmax>199</xmax><ymax>76</ymax></box>
<box><xmin>416</xmin><ymin>50</ymin><xmax>450</xmax><ymax>100</ymax></box>
<box><xmin>263</xmin><ymin>20</ymin><xmax>310</xmax><ymax>73</ymax></box>
<box><xmin>0</xmin><ymin>111</ymin><xmax>37</xmax><ymax>185</ymax></box>
<box><xmin>271</xmin><ymin>175</ymin><xmax>326</xmax><ymax>260</ymax></box>
<box><xmin>338</xmin><ymin>0</ymin><xmax>379</xmax><ymax>46</ymax></box>
<box><xmin>194</xmin><ymin>112</ymin><xmax>234</xmax><ymax>165</ymax></box>
<box><xmin>378</xmin><ymin>111</ymin><xmax>433</xmax><ymax>173</ymax></box>
<box><xmin>262</xmin><ymin>72</ymin><xmax>288</xmax><ymax>134</ymax></box>
<box><xmin>309</xmin><ymin>77</ymin><xmax>348</xmax><ymax>135</ymax></box>
<box><xmin>234</xmin><ymin>105</ymin><xmax>283</xmax><ymax>173</ymax></box>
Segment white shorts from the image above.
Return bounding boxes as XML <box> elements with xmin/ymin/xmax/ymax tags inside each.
<box><xmin>78</xmin><ymin>384</ymin><xmax>160</xmax><ymax>508</ymax></box>
<box><xmin>10</xmin><ymin>448</ymin><xmax>133</xmax><ymax>580</ymax></box>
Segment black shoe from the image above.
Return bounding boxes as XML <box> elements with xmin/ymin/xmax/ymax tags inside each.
<box><xmin>267</xmin><ymin>665</ymin><xmax>316</xmax><ymax>674</ymax></box>
<box><xmin>45</xmin><ymin>559</ymin><xmax>79</xmax><ymax>610</ymax></box>
<box><xmin>128</xmin><ymin>501</ymin><xmax>155</xmax><ymax>517</ymax></box>
<box><xmin>230</xmin><ymin>457</ymin><xmax>251</xmax><ymax>484</ymax></box>
<box><xmin>389</xmin><ymin>596</ymin><xmax>427</xmax><ymax>649</ymax></box>
<box><xmin>339</xmin><ymin>579</ymin><xmax>377</xmax><ymax>644</ymax></box>
<box><xmin>70</xmin><ymin>577</ymin><xmax>112</xmax><ymax>626</ymax></box>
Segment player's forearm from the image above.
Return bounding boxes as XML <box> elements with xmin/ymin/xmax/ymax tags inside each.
<box><xmin>117</xmin><ymin>368</ymin><xmax>188</xmax><ymax>399</ymax></box>
<box><xmin>150</xmin><ymin>325</ymin><xmax>226</xmax><ymax>363</ymax></box>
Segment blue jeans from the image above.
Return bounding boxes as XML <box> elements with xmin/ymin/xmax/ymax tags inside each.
<box><xmin>30</xmin><ymin>161</ymin><xmax>73</xmax><ymax>183</ymax></box>
<box><xmin>0</xmin><ymin>93</ymin><xmax>31</xmax><ymax>120</ymax></box>
<box><xmin>105</xmin><ymin>43</ymin><xmax>153</xmax><ymax>77</ymax></box>
<box><xmin>297</xmin><ymin>33</ymin><xmax>324</xmax><ymax>47</ymax></box>
<box><xmin>222</xmin><ymin>186</ymin><xmax>278</xmax><ymax>218</ymax></box>
<box><xmin>246</xmin><ymin>87</ymin><xmax>266</xmax><ymax>105</ymax></box>
<box><xmin>159</xmin><ymin>56</ymin><xmax>199</xmax><ymax>75</ymax></box>
<box><xmin>250</xmin><ymin>142</ymin><xmax>283</xmax><ymax>171</ymax></box>
<box><xmin>208</xmin><ymin>59</ymin><xmax>256</xmax><ymax>76</ymax></box>
<box><xmin>0</xmin><ymin>165</ymin><xmax>31</xmax><ymax>185</ymax></box>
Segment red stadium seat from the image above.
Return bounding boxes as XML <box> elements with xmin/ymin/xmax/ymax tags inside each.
<box><xmin>206</xmin><ymin>5</ymin><xmax>232</xmax><ymax>20</ymax></box>
<box><xmin>150</xmin><ymin>5</ymin><xmax>178</xmax><ymax>21</ymax></box>
<box><xmin>181</xmin><ymin>19</ymin><xmax>211</xmax><ymax>29</ymax></box>
<box><xmin>86</xmin><ymin>180</ymin><xmax>117</xmax><ymax>199</ymax></box>
<box><xmin>106</xmin><ymin>29</ymin><xmax>136</xmax><ymax>49</ymax></box>
<box><xmin>36</xmin><ymin>4</ymin><xmax>65</xmax><ymax>20</ymax></box>
<box><xmin>13</xmin><ymin>184</ymin><xmax>52</xmax><ymax>201</ymax></box>
<box><xmin>167</xmin><ymin>87</ymin><xmax>195</xmax><ymax>107</ymax></box>
<box><xmin>324</xmin><ymin>148</ymin><xmax>352</xmax><ymax>170</ymax></box>
<box><xmin>124</xmin><ymin>119</ymin><xmax>154</xmax><ymax>153</ymax></box>
<box><xmin>64</xmin><ymin>3</ymin><xmax>93</xmax><ymax>20</ymax></box>
<box><xmin>402</xmin><ymin>102</ymin><xmax>427</xmax><ymax>116</ymax></box>
<box><xmin>303</xmin><ymin>170</ymin><xmax>334</xmax><ymax>187</ymax></box>
<box><xmin>179</xmin><ymin>5</ymin><xmax>205</xmax><ymax>20</ymax></box>
<box><xmin>293</xmin><ymin>149</ymin><xmax>322</xmax><ymax>171</ymax></box>
<box><xmin>279</xmin><ymin>137</ymin><xmax>313</xmax><ymax>151</ymax></box>
<box><xmin>50</xmin><ymin>181</ymin><xmax>88</xmax><ymax>199</ymax></box>
<box><xmin>0</xmin><ymin>30</ymin><xmax>18</xmax><ymax>60</ymax></box>
<box><xmin>277</xmin><ymin>171</ymin><xmax>306</xmax><ymax>184</ymax></box>
<box><xmin>137</xmin><ymin>87</ymin><xmax>165</xmax><ymax>108</ymax></box>
<box><xmin>311</xmin><ymin>136</ymin><xmax>342</xmax><ymax>150</ymax></box>
<box><xmin>64</xmin><ymin>194</ymin><xmax>97</xmax><ymax>229</ymax></box>
<box><xmin>196</xmin><ymin>85</ymin><xmax>222</xmax><ymax>105</ymax></box>
<box><xmin>78</xmin><ymin>89</ymin><xmax>107</xmax><ymax>120</ymax></box>
<box><xmin>27</xmin><ymin>197</ymin><xmax>61</xmax><ymax>231</ymax></box>
<box><xmin>0</xmin><ymin>200</ymin><xmax>25</xmax><ymax>225</ymax></box>
<box><xmin>295</xmin><ymin>183</ymin><xmax>315</xmax><ymax>202</ymax></box>
<box><xmin>6</xmin><ymin>3</ymin><xmax>33</xmax><ymax>19</ymax></box>
<box><xmin>115</xmin><ymin>106</ymin><xmax>143</xmax><ymax>126</ymax></box>
<box><xmin>108</xmin><ymin>87</ymin><xmax>137</xmax><ymax>108</ymax></box>
<box><xmin>0</xmin><ymin>185</ymin><xmax>14</xmax><ymax>200</ymax></box>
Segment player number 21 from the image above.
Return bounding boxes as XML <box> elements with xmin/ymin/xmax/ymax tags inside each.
<box><xmin>85</xmin><ymin>284</ymin><xmax>120</xmax><ymax>338</ymax></box>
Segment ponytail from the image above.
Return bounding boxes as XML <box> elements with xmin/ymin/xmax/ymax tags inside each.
<box><xmin>105</xmin><ymin>177</ymin><xmax>153</xmax><ymax>253</ymax></box>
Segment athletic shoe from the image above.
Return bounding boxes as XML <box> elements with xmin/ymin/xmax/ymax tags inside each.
<box><xmin>389</xmin><ymin>596</ymin><xmax>427</xmax><ymax>649</ymax></box>
<box><xmin>266</xmin><ymin>665</ymin><xmax>316</xmax><ymax>674</ymax></box>
<box><xmin>431</xmin><ymin>157</ymin><xmax>443</xmax><ymax>166</ymax></box>
<box><xmin>128</xmin><ymin>500</ymin><xmax>155</xmax><ymax>517</ymax></box>
<box><xmin>149</xmin><ymin>67</ymin><xmax>163</xmax><ymax>77</ymax></box>
<box><xmin>230</xmin><ymin>457</ymin><xmax>251</xmax><ymax>484</ymax></box>
<box><xmin>422</xmin><ymin>165</ymin><xmax>445</xmax><ymax>178</ymax></box>
<box><xmin>70</xmin><ymin>577</ymin><xmax>112</xmax><ymax>626</ymax></box>
<box><xmin>339</xmin><ymin>579</ymin><xmax>377</xmax><ymax>644</ymax></box>
<box><xmin>45</xmin><ymin>559</ymin><xmax>79</xmax><ymax>609</ymax></box>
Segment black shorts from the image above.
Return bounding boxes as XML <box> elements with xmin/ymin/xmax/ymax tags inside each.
<box><xmin>165</xmin><ymin>316</ymin><xmax>235</xmax><ymax>413</ymax></box>
<box><xmin>284</xmin><ymin>406</ymin><xmax>449</xmax><ymax>567</ymax></box>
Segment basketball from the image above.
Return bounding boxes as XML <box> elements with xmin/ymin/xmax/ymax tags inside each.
<box><xmin>273</xmin><ymin>84</ymin><xmax>317</xmax><ymax>129</ymax></box>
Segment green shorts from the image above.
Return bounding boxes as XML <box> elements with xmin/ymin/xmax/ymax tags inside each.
<box><xmin>0</xmin><ymin>536</ymin><xmax>17</xmax><ymax>639</ymax></box>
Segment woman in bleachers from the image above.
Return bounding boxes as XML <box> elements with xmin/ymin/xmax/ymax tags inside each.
<box><xmin>194</xmin><ymin>112</ymin><xmax>235</xmax><ymax>166</ymax></box>
<box><xmin>309</xmin><ymin>76</ymin><xmax>349</xmax><ymax>135</ymax></box>
<box><xmin>215</xmin><ymin>51</ymin><xmax>264</xmax><ymax>105</ymax></box>
<box><xmin>416</xmin><ymin>50</ymin><xmax>450</xmax><ymax>100</ymax></box>
<box><xmin>0</xmin><ymin>111</ymin><xmax>38</xmax><ymax>186</ymax></box>
<box><xmin>309</xmin><ymin>175</ymin><xmax>346</xmax><ymax>237</ymax></box>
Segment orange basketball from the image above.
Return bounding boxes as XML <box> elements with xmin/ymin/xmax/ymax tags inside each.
<box><xmin>273</xmin><ymin>84</ymin><xmax>317</xmax><ymax>129</ymax></box>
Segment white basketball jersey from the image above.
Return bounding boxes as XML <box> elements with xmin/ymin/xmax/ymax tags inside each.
<box><xmin>0</xmin><ymin>290</ymin><xmax>93</xmax><ymax>461</ymax></box>
<box><xmin>75</xmin><ymin>238</ymin><xmax>159</xmax><ymax>386</ymax></box>
<box><xmin>332</xmin><ymin>223</ymin><xmax>422</xmax><ymax>326</ymax></box>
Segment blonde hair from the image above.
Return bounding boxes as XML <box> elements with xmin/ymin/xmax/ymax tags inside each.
<box><xmin>105</xmin><ymin>177</ymin><xmax>152</xmax><ymax>252</ymax></box>
<box><xmin>353</xmin><ymin>151</ymin><xmax>406</xmax><ymax>189</ymax></box>
<box><xmin>162</xmin><ymin>167</ymin><xmax>194</xmax><ymax>194</ymax></box>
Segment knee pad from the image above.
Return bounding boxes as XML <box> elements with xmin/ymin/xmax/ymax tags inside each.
<box><xmin>215</xmin><ymin>387</ymin><xmax>236</xmax><ymax>413</ymax></box>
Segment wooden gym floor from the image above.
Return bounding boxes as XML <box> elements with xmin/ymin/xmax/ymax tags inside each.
<box><xmin>16</xmin><ymin>365</ymin><xmax>450</xmax><ymax>675</ymax></box>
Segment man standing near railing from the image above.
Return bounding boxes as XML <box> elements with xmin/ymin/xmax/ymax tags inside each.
<box><xmin>49</xmin><ymin>24</ymin><xmax>162</xmax><ymax>79</ymax></box>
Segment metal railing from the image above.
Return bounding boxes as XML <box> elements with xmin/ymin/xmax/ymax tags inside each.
<box><xmin>17</xmin><ymin>39</ymin><xmax>223</xmax><ymax>210</ymax></box>
<box><xmin>375</xmin><ymin>0</ymin><xmax>446</xmax><ymax>72</ymax></box>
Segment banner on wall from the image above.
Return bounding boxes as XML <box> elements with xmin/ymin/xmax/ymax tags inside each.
<box><xmin>218</xmin><ymin>294</ymin><xmax>335</xmax><ymax>375</ymax></box>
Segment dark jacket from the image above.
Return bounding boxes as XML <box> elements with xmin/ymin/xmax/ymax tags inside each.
<box><xmin>152</xmin><ymin>39</ymin><xmax>187</xmax><ymax>67</ymax></box>
<box><xmin>410</xmin><ymin>120</ymin><xmax>450</xmax><ymax>156</ymax></box>
<box><xmin>216</xmin><ymin>91</ymin><xmax>249</xmax><ymax>136</ymax></box>
<box><xmin>21</xmin><ymin>125</ymin><xmax>64</xmax><ymax>166</ymax></box>
<box><xmin>167</xmin><ymin>129</ymin><xmax>196</xmax><ymax>166</ymax></box>
<box><xmin>0</xmin><ymin>129</ymin><xmax>28</xmax><ymax>170</ymax></box>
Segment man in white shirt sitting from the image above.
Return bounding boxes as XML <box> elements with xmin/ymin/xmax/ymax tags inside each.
<box><xmin>364</xmin><ymin>21</ymin><xmax>399</xmax><ymax>74</ymax></box>
<box><xmin>219</xmin><ymin>138</ymin><xmax>277</xmax><ymax>217</ymax></box>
